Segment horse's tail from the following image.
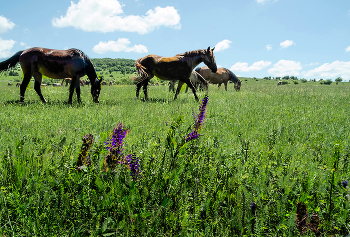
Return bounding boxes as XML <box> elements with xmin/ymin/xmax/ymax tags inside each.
<box><xmin>134</xmin><ymin>58</ymin><xmax>149</xmax><ymax>83</ymax></box>
<box><xmin>194</xmin><ymin>67</ymin><xmax>201</xmax><ymax>74</ymax></box>
<box><xmin>0</xmin><ymin>51</ymin><xmax>24</xmax><ymax>72</ymax></box>
<box><xmin>194</xmin><ymin>71</ymin><xmax>208</xmax><ymax>92</ymax></box>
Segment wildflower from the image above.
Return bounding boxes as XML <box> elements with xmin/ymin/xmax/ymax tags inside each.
<box><xmin>342</xmin><ymin>180</ymin><xmax>348</xmax><ymax>188</ymax></box>
<box><xmin>103</xmin><ymin>123</ymin><xmax>129</xmax><ymax>172</ymax></box>
<box><xmin>76</xmin><ymin>134</ymin><xmax>94</xmax><ymax>171</ymax></box>
<box><xmin>185</xmin><ymin>94</ymin><xmax>208</xmax><ymax>142</ymax></box>
<box><xmin>250</xmin><ymin>202</ymin><xmax>257</xmax><ymax>215</ymax></box>
<box><xmin>127</xmin><ymin>154</ymin><xmax>141</xmax><ymax>181</ymax></box>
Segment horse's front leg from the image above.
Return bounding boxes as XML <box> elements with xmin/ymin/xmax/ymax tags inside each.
<box><xmin>33</xmin><ymin>72</ymin><xmax>47</xmax><ymax>103</ymax></box>
<box><xmin>68</xmin><ymin>78</ymin><xmax>78</xmax><ymax>104</ymax></box>
<box><xmin>224</xmin><ymin>82</ymin><xmax>228</xmax><ymax>91</ymax></box>
<box><xmin>75</xmin><ymin>79</ymin><xmax>82</xmax><ymax>103</ymax></box>
<box><xmin>184</xmin><ymin>80</ymin><xmax>199</xmax><ymax>101</ymax></box>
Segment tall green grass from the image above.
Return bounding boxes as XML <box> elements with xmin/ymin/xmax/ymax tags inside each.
<box><xmin>0</xmin><ymin>81</ymin><xmax>349</xmax><ymax>236</ymax></box>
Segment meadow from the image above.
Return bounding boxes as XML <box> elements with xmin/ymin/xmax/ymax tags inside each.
<box><xmin>0</xmin><ymin>78</ymin><xmax>349</xmax><ymax>236</ymax></box>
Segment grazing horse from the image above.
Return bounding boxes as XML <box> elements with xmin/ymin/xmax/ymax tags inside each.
<box><xmin>134</xmin><ymin>47</ymin><xmax>216</xmax><ymax>101</ymax></box>
<box><xmin>0</xmin><ymin>47</ymin><xmax>102</xmax><ymax>103</ymax></box>
<box><xmin>195</xmin><ymin>67</ymin><xmax>241</xmax><ymax>91</ymax></box>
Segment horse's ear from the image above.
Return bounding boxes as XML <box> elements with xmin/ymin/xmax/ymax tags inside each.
<box><xmin>211</xmin><ymin>47</ymin><xmax>215</xmax><ymax>52</ymax></box>
<box><xmin>207</xmin><ymin>46</ymin><xmax>210</xmax><ymax>52</ymax></box>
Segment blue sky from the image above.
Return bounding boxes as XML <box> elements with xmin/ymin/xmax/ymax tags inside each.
<box><xmin>1</xmin><ymin>0</ymin><xmax>350</xmax><ymax>80</ymax></box>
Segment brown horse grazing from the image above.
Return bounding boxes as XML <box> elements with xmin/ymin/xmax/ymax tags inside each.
<box><xmin>0</xmin><ymin>47</ymin><xmax>102</xmax><ymax>103</ymax></box>
<box><xmin>134</xmin><ymin>47</ymin><xmax>216</xmax><ymax>101</ymax></box>
<box><xmin>195</xmin><ymin>67</ymin><xmax>241</xmax><ymax>91</ymax></box>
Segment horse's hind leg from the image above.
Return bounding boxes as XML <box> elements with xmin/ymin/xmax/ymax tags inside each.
<box><xmin>19</xmin><ymin>73</ymin><xmax>32</xmax><ymax>102</ymax></box>
<box><xmin>142</xmin><ymin>79</ymin><xmax>149</xmax><ymax>100</ymax></box>
<box><xmin>33</xmin><ymin>72</ymin><xmax>47</xmax><ymax>103</ymax></box>
<box><xmin>224</xmin><ymin>82</ymin><xmax>228</xmax><ymax>91</ymax></box>
<box><xmin>136</xmin><ymin>81</ymin><xmax>143</xmax><ymax>98</ymax></box>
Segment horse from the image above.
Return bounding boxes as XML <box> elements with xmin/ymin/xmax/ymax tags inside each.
<box><xmin>8</xmin><ymin>83</ymin><xmax>12</xmax><ymax>86</ymax></box>
<box><xmin>194</xmin><ymin>67</ymin><xmax>241</xmax><ymax>91</ymax></box>
<box><xmin>134</xmin><ymin>47</ymin><xmax>216</xmax><ymax>101</ymax></box>
<box><xmin>169</xmin><ymin>71</ymin><xmax>208</xmax><ymax>93</ymax></box>
<box><xmin>0</xmin><ymin>47</ymin><xmax>102</xmax><ymax>103</ymax></box>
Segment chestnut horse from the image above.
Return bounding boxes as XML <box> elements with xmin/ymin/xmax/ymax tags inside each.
<box><xmin>195</xmin><ymin>67</ymin><xmax>241</xmax><ymax>91</ymax></box>
<box><xmin>134</xmin><ymin>47</ymin><xmax>216</xmax><ymax>101</ymax></box>
<box><xmin>0</xmin><ymin>47</ymin><xmax>102</xmax><ymax>103</ymax></box>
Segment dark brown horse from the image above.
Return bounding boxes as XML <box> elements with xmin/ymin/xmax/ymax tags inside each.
<box><xmin>0</xmin><ymin>47</ymin><xmax>102</xmax><ymax>103</ymax></box>
<box><xmin>195</xmin><ymin>67</ymin><xmax>241</xmax><ymax>91</ymax></box>
<box><xmin>134</xmin><ymin>47</ymin><xmax>216</xmax><ymax>101</ymax></box>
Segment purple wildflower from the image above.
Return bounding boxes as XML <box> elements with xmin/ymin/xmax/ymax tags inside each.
<box><xmin>103</xmin><ymin>123</ymin><xmax>129</xmax><ymax>172</ymax></box>
<box><xmin>342</xmin><ymin>180</ymin><xmax>348</xmax><ymax>188</ymax></box>
<box><xmin>185</xmin><ymin>95</ymin><xmax>209</xmax><ymax>142</ymax></box>
<box><xmin>105</xmin><ymin>122</ymin><xmax>129</xmax><ymax>155</ymax></box>
<box><xmin>127</xmin><ymin>154</ymin><xmax>141</xmax><ymax>181</ymax></box>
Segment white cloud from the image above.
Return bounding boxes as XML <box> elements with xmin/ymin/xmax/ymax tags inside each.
<box><xmin>215</xmin><ymin>39</ymin><xmax>232</xmax><ymax>52</ymax></box>
<box><xmin>303</xmin><ymin>61</ymin><xmax>350</xmax><ymax>80</ymax></box>
<box><xmin>0</xmin><ymin>37</ymin><xmax>16</xmax><ymax>58</ymax></box>
<box><xmin>20</xmin><ymin>42</ymin><xmax>31</xmax><ymax>49</ymax></box>
<box><xmin>268</xmin><ymin>60</ymin><xmax>302</xmax><ymax>76</ymax></box>
<box><xmin>256</xmin><ymin>0</ymin><xmax>270</xmax><ymax>4</ymax></box>
<box><xmin>345</xmin><ymin>46</ymin><xmax>350</xmax><ymax>52</ymax></box>
<box><xmin>230</xmin><ymin>60</ymin><xmax>271</xmax><ymax>72</ymax></box>
<box><xmin>0</xmin><ymin>16</ymin><xmax>15</xmax><ymax>33</ymax></box>
<box><xmin>266</xmin><ymin>44</ymin><xmax>272</xmax><ymax>51</ymax></box>
<box><xmin>93</xmin><ymin>38</ymin><xmax>148</xmax><ymax>54</ymax></box>
<box><xmin>280</xmin><ymin>40</ymin><xmax>295</xmax><ymax>48</ymax></box>
<box><xmin>52</xmin><ymin>0</ymin><xmax>181</xmax><ymax>34</ymax></box>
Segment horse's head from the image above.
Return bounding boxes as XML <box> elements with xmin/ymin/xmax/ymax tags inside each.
<box><xmin>203</xmin><ymin>47</ymin><xmax>217</xmax><ymax>73</ymax></box>
<box><xmin>234</xmin><ymin>80</ymin><xmax>241</xmax><ymax>91</ymax></box>
<box><xmin>91</xmin><ymin>76</ymin><xmax>102</xmax><ymax>103</ymax></box>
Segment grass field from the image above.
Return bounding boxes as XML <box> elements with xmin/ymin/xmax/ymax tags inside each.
<box><xmin>0</xmin><ymin>79</ymin><xmax>349</xmax><ymax>236</ymax></box>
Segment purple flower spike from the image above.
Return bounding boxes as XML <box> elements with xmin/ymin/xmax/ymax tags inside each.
<box><xmin>184</xmin><ymin>95</ymin><xmax>208</xmax><ymax>142</ymax></box>
<box><xmin>342</xmin><ymin>180</ymin><xmax>348</xmax><ymax>188</ymax></box>
<box><xmin>127</xmin><ymin>154</ymin><xmax>141</xmax><ymax>181</ymax></box>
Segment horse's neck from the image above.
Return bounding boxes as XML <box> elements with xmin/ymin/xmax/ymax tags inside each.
<box><xmin>189</xmin><ymin>55</ymin><xmax>204</xmax><ymax>69</ymax></box>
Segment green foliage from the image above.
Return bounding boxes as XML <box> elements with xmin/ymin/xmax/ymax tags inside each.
<box><xmin>0</xmin><ymin>80</ymin><xmax>349</xmax><ymax>235</ymax></box>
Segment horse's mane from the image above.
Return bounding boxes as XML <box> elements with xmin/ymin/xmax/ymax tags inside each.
<box><xmin>227</xmin><ymin>69</ymin><xmax>239</xmax><ymax>83</ymax></box>
<box><xmin>75</xmin><ymin>48</ymin><xmax>98</xmax><ymax>82</ymax></box>
<box><xmin>176</xmin><ymin>49</ymin><xmax>206</xmax><ymax>58</ymax></box>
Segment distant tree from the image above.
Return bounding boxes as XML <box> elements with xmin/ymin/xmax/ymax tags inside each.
<box><xmin>323</xmin><ymin>79</ymin><xmax>332</xmax><ymax>85</ymax></box>
<box><xmin>335</xmin><ymin>77</ymin><xmax>342</xmax><ymax>84</ymax></box>
<box><xmin>282</xmin><ymin>75</ymin><xmax>290</xmax><ymax>80</ymax></box>
<box><xmin>276</xmin><ymin>77</ymin><xmax>281</xmax><ymax>80</ymax></box>
<box><xmin>300</xmin><ymin>79</ymin><xmax>307</xmax><ymax>83</ymax></box>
